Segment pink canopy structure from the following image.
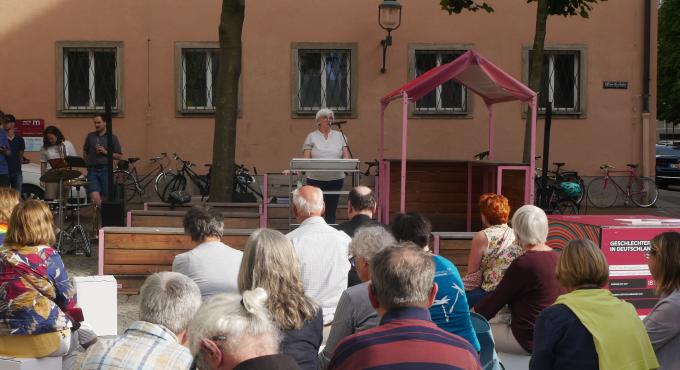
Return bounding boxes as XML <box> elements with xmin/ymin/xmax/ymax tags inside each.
<box><xmin>378</xmin><ymin>49</ymin><xmax>538</xmax><ymax>223</ymax></box>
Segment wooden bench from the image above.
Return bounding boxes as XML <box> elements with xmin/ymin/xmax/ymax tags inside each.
<box><xmin>432</xmin><ymin>232</ymin><xmax>475</xmax><ymax>275</ymax></box>
<box><xmin>98</xmin><ymin>227</ymin><xmax>253</xmax><ymax>294</ymax></box>
<box><xmin>144</xmin><ymin>201</ymin><xmax>260</xmax><ymax>213</ymax></box>
<box><xmin>127</xmin><ymin>210</ymin><xmax>262</xmax><ymax>229</ymax></box>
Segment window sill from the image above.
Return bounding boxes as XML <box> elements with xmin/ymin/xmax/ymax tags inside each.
<box><xmin>57</xmin><ymin>110</ymin><xmax>123</xmax><ymax>118</ymax></box>
<box><xmin>292</xmin><ymin>111</ymin><xmax>357</xmax><ymax>119</ymax></box>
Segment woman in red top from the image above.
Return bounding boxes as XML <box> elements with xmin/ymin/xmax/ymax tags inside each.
<box><xmin>474</xmin><ymin>205</ymin><xmax>565</xmax><ymax>355</ymax></box>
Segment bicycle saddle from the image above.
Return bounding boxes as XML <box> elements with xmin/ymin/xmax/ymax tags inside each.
<box><xmin>128</xmin><ymin>157</ymin><xmax>140</xmax><ymax>163</ymax></box>
<box><xmin>626</xmin><ymin>163</ymin><xmax>639</xmax><ymax>169</ymax></box>
<box><xmin>553</xmin><ymin>162</ymin><xmax>565</xmax><ymax>167</ymax></box>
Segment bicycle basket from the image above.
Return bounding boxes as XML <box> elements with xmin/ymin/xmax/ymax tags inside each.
<box><xmin>117</xmin><ymin>160</ymin><xmax>129</xmax><ymax>171</ymax></box>
<box><xmin>559</xmin><ymin>181</ymin><xmax>582</xmax><ymax>199</ymax></box>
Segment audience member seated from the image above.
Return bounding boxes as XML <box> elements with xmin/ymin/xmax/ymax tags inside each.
<box><xmin>475</xmin><ymin>205</ymin><xmax>564</xmax><ymax>355</ymax></box>
<box><xmin>464</xmin><ymin>193</ymin><xmax>522</xmax><ymax>307</ymax></box>
<box><xmin>319</xmin><ymin>226</ymin><xmax>395</xmax><ymax>369</ymax></box>
<box><xmin>337</xmin><ymin>185</ymin><xmax>380</xmax><ymax>287</ymax></box>
<box><xmin>188</xmin><ymin>288</ymin><xmax>301</xmax><ymax>370</ymax></box>
<box><xmin>81</xmin><ymin>272</ymin><xmax>202</xmax><ymax>370</ymax></box>
<box><xmin>286</xmin><ymin>185</ymin><xmax>351</xmax><ymax>327</ymax></box>
<box><xmin>0</xmin><ymin>200</ymin><xmax>92</xmax><ymax>370</ymax></box>
<box><xmin>0</xmin><ymin>187</ymin><xmax>20</xmax><ymax>244</ymax></box>
<box><xmin>328</xmin><ymin>243</ymin><xmax>482</xmax><ymax>370</ymax></box>
<box><xmin>644</xmin><ymin>231</ymin><xmax>680</xmax><ymax>369</ymax></box>
<box><xmin>173</xmin><ymin>205</ymin><xmax>243</xmax><ymax>299</ymax></box>
<box><xmin>392</xmin><ymin>212</ymin><xmax>480</xmax><ymax>352</ymax></box>
<box><xmin>237</xmin><ymin>228</ymin><xmax>322</xmax><ymax>370</ymax></box>
<box><xmin>532</xmin><ymin>239</ymin><xmax>659</xmax><ymax>370</ymax></box>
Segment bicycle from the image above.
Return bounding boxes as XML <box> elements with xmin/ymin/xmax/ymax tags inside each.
<box><xmin>587</xmin><ymin>163</ymin><xmax>658</xmax><ymax>208</ymax></box>
<box><xmin>113</xmin><ymin>152</ymin><xmax>175</xmax><ymax>202</ymax></box>
<box><xmin>233</xmin><ymin>164</ymin><xmax>263</xmax><ymax>202</ymax></box>
<box><xmin>535</xmin><ymin>160</ymin><xmax>585</xmax><ymax>205</ymax></box>
<box><xmin>161</xmin><ymin>153</ymin><xmax>210</xmax><ymax>203</ymax></box>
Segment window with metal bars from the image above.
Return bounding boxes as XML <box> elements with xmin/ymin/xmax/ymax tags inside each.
<box><xmin>295</xmin><ymin>49</ymin><xmax>351</xmax><ymax>114</ymax></box>
<box><xmin>414</xmin><ymin>50</ymin><xmax>467</xmax><ymax>114</ymax></box>
<box><xmin>181</xmin><ymin>49</ymin><xmax>219</xmax><ymax>112</ymax></box>
<box><xmin>62</xmin><ymin>47</ymin><xmax>118</xmax><ymax>111</ymax></box>
<box><xmin>530</xmin><ymin>50</ymin><xmax>582</xmax><ymax>113</ymax></box>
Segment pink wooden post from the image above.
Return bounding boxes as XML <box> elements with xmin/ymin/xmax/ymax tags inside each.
<box><xmin>126</xmin><ymin>211</ymin><xmax>132</xmax><ymax>227</ymax></box>
<box><xmin>529</xmin><ymin>98</ymin><xmax>537</xmax><ymax>204</ymax></box>
<box><xmin>383</xmin><ymin>162</ymin><xmax>391</xmax><ymax>222</ymax></box>
<box><xmin>433</xmin><ymin>234</ymin><xmax>441</xmax><ymax>255</ymax></box>
<box><xmin>488</xmin><ymin>104</ymin><xmax>495</xmax><ymax>160</ymax></box>
<box><xmin>143</xmin><ymin>202</ymin><xmax>148</xmax><ymax>211</ymax></box>
<box><xmin>400</xmin><ymin>93</ymin><xmax>409</xmax><ymax>213</ymax></box>
<box><xmin>378</xmin><ymin>103</ymin><xmax>386</xmax><ymax>221</ymax></box>
<box><xmin>466</xmin><ymin>162</ymin><xmax>473</xmax><ymax>232</ymax></box>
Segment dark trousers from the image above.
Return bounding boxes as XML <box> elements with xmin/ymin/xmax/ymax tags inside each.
<box><xmin>307</xmin><ymin>178</ymin><xmax>344</xmax><ymax>224</ymax></box>
<box><xmin>0</xmin><ymin>174</ymin><xmax>9</xmax><ymax>187</ymax></box>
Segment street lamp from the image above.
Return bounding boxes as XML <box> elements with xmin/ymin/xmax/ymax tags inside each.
<box><xmin>378</xmin><ymin>0</ymin><xmax>402</xmax><ymax>73</ymax></box>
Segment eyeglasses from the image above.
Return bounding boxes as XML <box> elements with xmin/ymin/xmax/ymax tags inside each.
<box><xmin>189</xmin><ymin>335</ymin><xmax>227</xmax><ymax>370</ymax></box>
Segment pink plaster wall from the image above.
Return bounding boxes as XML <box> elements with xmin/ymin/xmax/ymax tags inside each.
<box><xmin>0</xmin><ymin>0</ymin><xmax>657</xmax><ymax>177</ymax></box>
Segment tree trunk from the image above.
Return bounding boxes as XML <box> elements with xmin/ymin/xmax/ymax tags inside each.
<box><xmin>523</xmin><ymin>0</ymin><xmax>549</xmax><ymax>163</ymax></box>
<box><xmin>210</xmin><ymin>0</ymin><xmax>244</xmax><ymax>202</ymax></box>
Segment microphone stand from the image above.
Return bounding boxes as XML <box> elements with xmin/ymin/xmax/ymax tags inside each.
<box><xmin>332</xmin><ymin>121</ymin><xmax>354</xmax><ymax>159</ymax></box>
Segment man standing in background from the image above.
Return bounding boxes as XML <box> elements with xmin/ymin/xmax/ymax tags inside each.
<box><xmin>2</xmin><ymin>114</ymin><xmax>26</xmax><ymax>192</ymax></box>
<box><xmin>83</xmin><ymin>113</ymin><xmax>122</xmax><ymax>207</ymax></box>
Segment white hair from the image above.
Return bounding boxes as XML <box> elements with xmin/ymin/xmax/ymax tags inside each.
<box><xmin>350</xmin><ymin>226</ymin><xmax>395</xmax><ymax>260</ymax></box>
<box><xmin>139</xmin><ymin>272</ymin><xmax>202</xmax><ymax>334</ymax></box>
<box><xmin>292</xmin><ymin>187</ymin><xmax>324</xmax><ymax>216</ymax></box>
<box><xmin>511</xmin><ymin>205</ymin><xmax>549</xmax><ymax>246</ymax></box>
<box><xmin>315</xmin><ymin>108</ymin><xmax>335</xmax><ymax>122</ymax></box>
<box><xmin>188</xmin><ymin>288</ymin><xmax>281</xmax><ymax>359</ymax></box>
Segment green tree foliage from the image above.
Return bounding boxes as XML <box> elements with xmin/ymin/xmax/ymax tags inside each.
<box><xmin>658</xmin><ymin>0</ymin><xmax>680</xmax><ymax>124</ymax></box>
<box><xmin>439</xmin><ymin>0</ymin><xmax>493</xmax><ymax>14</ymax></box>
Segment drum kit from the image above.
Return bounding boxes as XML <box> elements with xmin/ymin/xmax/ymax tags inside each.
<box><xmin>40</xmin><ymin>159</ymin><xmax>92</xmax><ymax>257</ymax></box>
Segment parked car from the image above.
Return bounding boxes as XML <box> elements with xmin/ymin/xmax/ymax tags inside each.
<box><xmin>21</xmin><ymin>162</ymin><xmax>88</xmax><ymax>202</ymax></box>
<box><xmin>656</xmin><ymin>144</ymin><xmax>680</xmax><ymax>189</ymax></box>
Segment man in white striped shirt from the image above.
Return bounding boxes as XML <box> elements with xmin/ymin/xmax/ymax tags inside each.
<box><xmin>287</xmin><ymin>185</ymin><xmax>351</xmax><ymax>327</ymax></box>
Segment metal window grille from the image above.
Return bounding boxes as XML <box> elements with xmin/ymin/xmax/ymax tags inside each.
<box><xmin>531</xmin><ymin>50</ymin><xmax>581</xmax><ymax>113</ymax></box>
<box><xmin>296</xmin><ymin>49</ymin><xmax>351</xmax><ymax>113</ymax></box>
<box><xmin>181</xmin><ymin>49</ymin><xmax>219</xmax><ymax>111</ymax></box>
<box><xmin>414</xmin><ymin>51</ymin><xmax>467</xmax><ymax>113</ymax></box>
<box><xmin>63</xmin><ymin>48</ymin><xmax>117</xmax><ymax>111</ymax></box>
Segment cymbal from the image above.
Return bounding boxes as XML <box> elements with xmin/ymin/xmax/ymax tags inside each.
<box><xmin>40</xmin><ymin>168</ymin><xmax>82</xmax><ymax>183</ymax></box>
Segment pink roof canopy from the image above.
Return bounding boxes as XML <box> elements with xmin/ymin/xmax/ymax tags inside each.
<box><xmin>378</xmin><ymin>49</ymin><xmax>538</xmax><ymax>217</ymax></box>
<box><xmin>381</xmin><ymin>49</ymin><xmax>536</xmax><ymax>106</ymax></box>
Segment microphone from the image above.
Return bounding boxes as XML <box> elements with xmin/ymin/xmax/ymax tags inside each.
<box><xmin>331</xmin><ymin>120</ymin><xmax>348</xmax><ymax>126</ymax></box>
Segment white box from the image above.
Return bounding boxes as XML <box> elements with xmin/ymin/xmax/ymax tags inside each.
<box><xmin>0</xmin><ymin>356</ymin><xmax>61</xmax><ymax>370</ymax></box>
<box><xmin>74</xmin><ymin>275</ymin><xmax>118</xmax><ymax>336</ymax></box>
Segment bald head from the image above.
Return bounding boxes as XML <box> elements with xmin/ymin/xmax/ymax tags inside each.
<box><xmin>348</xmin><ymin>185</ymin><xmax>376</xmax><ymax>218</ymax></box>
<box><xmin>293</xmin><ymin>185</ymin><xmax>325</xmax><ymax>220</ymax></box>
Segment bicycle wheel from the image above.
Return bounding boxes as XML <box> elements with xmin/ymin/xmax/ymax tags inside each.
<box><xmin>113</xmin><ymin>170</ymin><xmax>139</xmax><ymax>203</ymax></box>
<box><xmin>556</xmin><ymin>200</ymin><xmax>579</xmax><ymax>215</ymax></box>
<box><xmin>629</xmin><ymin>177</ymin><xmax>659</xmax><ymax>207</ymax></box>
<box><xmin>562</xmin><ymin>174</ymin><xmax>586</xmax><ymax>205</ymax></box>
<box><xmin>161</xmin><ymin>175</ymin><xmax>187</xmax><ymax>203</ymax></box>
<box><xmin>153</xmin><ymin>170</ymin><xmax>175</xmax><ymax>201</ymax></box>
<box><xmin>587</xmin><ymin>177</ymin><xmax>618</xmax><ymax>208</ymax></box>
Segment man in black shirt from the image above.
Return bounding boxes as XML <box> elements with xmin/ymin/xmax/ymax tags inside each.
<box><xmin>2</xmin><ymin>114</ymin><xmax>25</xmax><ymax>192</ymax></box>
<box><xmin>83</xmin><ymin>113</ymin><xmax>122</xmax><ymax>206</ymax></box>
<box><xmin>337</xmin><ymin>186</ymin><xmax>381</xmax><ymax>287</ymax></box>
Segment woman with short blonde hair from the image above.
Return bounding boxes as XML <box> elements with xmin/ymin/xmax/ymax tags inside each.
<box><xmin>532</xmin><ymin>239</ymin><xmax>658</xmax><ymax>370</ymax></box>
<box><xmin>238</xmin><ymin>228</ymin><xmax>322</xmax><ymax>370</ymax></box>
<box><xmin>0</xmin><ymin>187</ymin><xmax>20</xmax><ymax>244</ymax></box>
<box><xmin>0</xmin><ymin>200</ymin><xmax>88</xmax><ymax>370</ymax></box>
<box><xmin>644</xmin><ymin>231</ymin><xmax>680</xmax><ymax>369</ymax></box>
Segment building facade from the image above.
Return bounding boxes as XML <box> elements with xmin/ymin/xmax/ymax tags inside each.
<box><xmin>0</xmin><ymin>0</ymin><xmax>657</xmax><ymax>177</ymax></box>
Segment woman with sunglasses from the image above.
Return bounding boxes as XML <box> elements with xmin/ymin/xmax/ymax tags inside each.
<box><xmin>644</xmin><ymin>231</ymin><xmax>680</xmax><ymax>369</ymax></box>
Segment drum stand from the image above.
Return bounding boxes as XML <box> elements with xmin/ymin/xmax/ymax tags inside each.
<box><xmin>56</xmin><ymin>181</ymin><xmax>92</xmax><ymax>257</ymax></box>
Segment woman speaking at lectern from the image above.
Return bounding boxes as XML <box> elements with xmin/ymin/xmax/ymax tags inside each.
<box><xmin>301</xmin><ymin>108</ymin><xmax>350</xmax><ymax>224</ymax></box>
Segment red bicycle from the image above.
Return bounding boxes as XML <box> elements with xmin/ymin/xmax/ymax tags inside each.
<box><xmin>586</xmin><ymin>164</ymin><xmax>658</xmax><ymax>208</ymax></box>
